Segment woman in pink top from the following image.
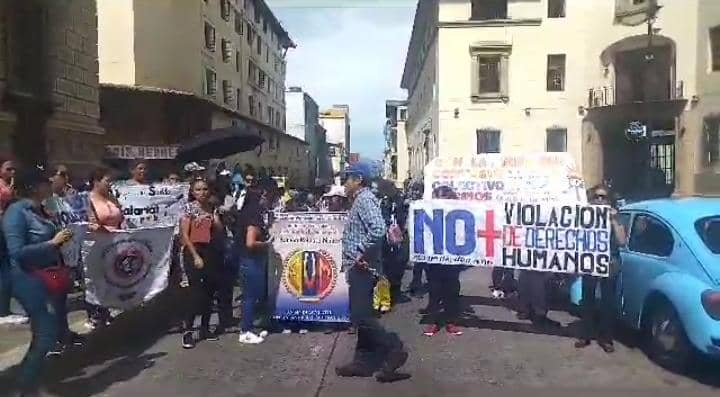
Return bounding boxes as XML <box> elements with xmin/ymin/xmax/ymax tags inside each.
<box><xmin>86</xmin><ymin>167</ymin><xmax>123</xmax><ymax>329</ymax></box>
<box><xmin>0</xmin><ymin>155</ymin><xmax>17</xmax><ymax>214</ymax></box>
<box><xmin>87</xmin><ymin>167</ymin><xmax>123</xmax><ymax>231</ymax></box>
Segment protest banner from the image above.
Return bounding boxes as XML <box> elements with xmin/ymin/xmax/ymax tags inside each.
<box><xmin>45</xmin><ymin>192</ymin><xmax>90</xmax><ymax>227</ymax></box>
<box><xmin>112</xmin><ymin>183</ymin><xmax>189</xmax><ymax>229</ymax></box>
<box><xmin>269</xmin><ymin>212</ymin><xmax>350</xmax><ymax>323</ymax></box>
<box><xmin>409</xmin><ymin>200</ymin><xmax>611</xmax><ymax>277</ymax></box>
<box><xmin>60</xmin><ymin>222</ymin><xmax>89</xmax><ymax>268</ymax></box>
<box><xmin>83</xmin><ymin>226</ymin><xmax>175</xmax><ymax>309</ymax></box>
<box><xmin>423</xmin><ymin>153</ymin><xmax>586</xmax><ymax>204</ymax></box>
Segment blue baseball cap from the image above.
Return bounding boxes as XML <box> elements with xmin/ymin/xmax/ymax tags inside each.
<box><xmin>342</xmin><ymin>162</ymin><xmax>375</xmax><ymax>181</ymax></box>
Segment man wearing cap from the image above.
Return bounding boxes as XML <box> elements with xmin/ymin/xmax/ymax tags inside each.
<box><xmin>335</xmin><ymin>161</ymin><xmax>409</xmax><ymax>383</ymax></box>
<box><xmin>183</xmin><ymin>162</ymin><xmax>206</xmax><ymax>182</ymax></box>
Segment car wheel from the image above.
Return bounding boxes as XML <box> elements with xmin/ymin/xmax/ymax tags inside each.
<box><xmin>645</xmin><ymin>301</ymin><xmax>692</xmax><ymax>371</ymax></box>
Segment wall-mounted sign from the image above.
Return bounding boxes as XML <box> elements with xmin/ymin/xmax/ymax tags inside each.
<box><xmin>625</xmin><ymin>121</ymin><xmax>647</xmax><ymax>141</ymax></box>
<box><xmin>105</xmin><ymin>145</ymin><xmax>179</xmax><ymax>160</ymax></box>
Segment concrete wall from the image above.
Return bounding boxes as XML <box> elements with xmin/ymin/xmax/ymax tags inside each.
<box><xmin>285</xmin><ymin>90</ymin><xmax>306</xmax><ymax>141</ymax></box>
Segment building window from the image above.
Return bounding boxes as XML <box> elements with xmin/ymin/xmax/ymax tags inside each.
<box><xmin>476</xmin><ymin>129</ymin><xmax>501</xmax><ymax>153</ymax></box>
<box><xmin>236</xmin><ymin>51</ymin><xmax>241</xmax><ymax>72</ymax></box>
<box><xmin>235</xmin><ymin>11</ymin><xmax>243</xmax><ymax>35</ymax></box>
<box><xmin>276</xmin><ymin>110</ymin><xmax>281</xmax><ymax>128</ymax></box>
<box><xmin>711</xmin><ymin>26</ymin><xmax>720</xmax><ymax>71</ymax></box>
<box><xmin>470</xmin><ymin>0</ymin><xmax>507</xmax><ymax>20</ymax></box>
<box><xmin>221</xmin><ymin>0</ymin><xmax>231</xmax><ymax>21</ymax></box>
<box><xmin>222</xmin><ymin>80</ymin><xmax>232</xmax><ymax>104</ymax></box>
<box><xmin>705</xmin><ymin>118</ymin><xmax>720</xmax><ymax>166</ymax></box>
<box><xmin>258</xmin><ymin>70</ymin><xmax>266</xmax><ymax>88</ymax></box>
<box><xmin>205</xmin><ymin>68</ymin><xmax>217</xmax><ymax>96</ymax></box>
<box><xmin>546</xmin><ymin>54</ymin><xmax>566</xmax><ymax>91</ymax></box>
<box><xmin>204</xmin><ymin>22</ymin><xmax>216</xmax><ymax>51</ymax></box>
<box><xmin>236</xmin><ymin>88</ymin><xmax>241</xmax><ymax>110</ymax></box>
<box><xmin>546</xmin><ymin>128</ymin><xmax>567</xmax><ymax>152</ymax></box>
<box><xmin>246</xmin><ymin>25</ymin><xmax>254</xmax><ymax>45</ymax></box>
<box><xmin>263</xmin><ymin>18</ymin><xmax>268</xmax><ymax>34</ymax></box>
<box><xmin>254</xmin><ymin>9</ymin><xmax>261</xmax><ymax>24</ymax></box>
<box><xmin>548</xmin><ymin>0</ymin><xmax>565</xmax><ymax>18</ymax></box>
<box><xmin>248</xmin><ymin>60</ymin><xmax>257</xmax><ymax>85</ymax></box>
<box><xmin>267</xmin><ymin>105</ymin><xmax>274</xmax><ymax>125</ymax></box>
<box><xmin>221</xmin><ymin>38</ymin><xmax>232</xmax><ymax>62</ymax></box>
<box><xmin>265</xmin><ymin>44</ymin><xmax>269</xmax><ymax>62</ymax></box>
<box><xmin>470</xmin><ymin>48</ymin><xmax>510</xmax><ymax>101</ymax></box>
<box><xmin>249</xmin><ymin>95</ymin><xmax>255</xmax><ymax>116</ymax></box>
<box><xmin>256</xmin><ymin>36</ymin><xmax>262</xmax><ymax>55</ymax></box>
<box><xmin>633</xmin><ymin>0</ymin><xmax>646</xmax><ymax>4</ymax></box>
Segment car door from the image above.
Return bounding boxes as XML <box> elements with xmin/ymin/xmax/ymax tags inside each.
<box><xmin>619</xmin><ymin>213</ymin><xmax>677</xmax><ymax>327</ymax></box>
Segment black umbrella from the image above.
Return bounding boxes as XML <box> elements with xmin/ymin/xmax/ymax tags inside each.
<box><xmin>176</xmin><ymin>126</ymin><xmax>264</xmax><ymax>162</ymax></box>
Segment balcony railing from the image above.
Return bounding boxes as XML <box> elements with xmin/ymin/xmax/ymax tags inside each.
<box><xmin>587</xmin><ymin>81</ymin><xmax>684</xmax><ymax>108</ymax></box>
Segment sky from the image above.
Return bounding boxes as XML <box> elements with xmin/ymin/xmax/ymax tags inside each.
<box><xmin>266</xmin><ymin>0</ymin><xmax>416</xmax><ymax>161</ymax></box>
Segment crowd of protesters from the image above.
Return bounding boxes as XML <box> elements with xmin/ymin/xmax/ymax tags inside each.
<box><xmin>1</xmin><ymin>153</ymin><xmax>628</xmax><ymax>394</ymax></box>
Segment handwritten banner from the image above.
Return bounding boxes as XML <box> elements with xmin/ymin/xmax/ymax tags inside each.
<box><xmin>423</xmin><ymin>153</ymin><xmax>586</xmax><ymax>204</ymax></box>
<box><xmin>112</xmin><ymin>183</ymin><xmax>189</xmax><ymax>229</ymax></box>
<box><xmin>45</xmin><ymin>193</ymin><xmax>91</xmax><ymax>227</ymax></box>
<box><xmin>269</xmin><ymin>212</ymin><xmax>350</xmax><ymax>322</ymax></box>
<box><xmin>410</xmin><ymin>200</ymin><xmax>611</xmax><ymax>277</ymax></box>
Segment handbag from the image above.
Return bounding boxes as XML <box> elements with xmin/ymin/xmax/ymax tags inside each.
<box><xmin>33</xmin><ymin>264</ymin><xmax>72</xmax><ymax>295</ymax></box>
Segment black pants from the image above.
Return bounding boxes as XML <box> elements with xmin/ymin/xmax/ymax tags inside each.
<box><xmin>183</xmin><ymin>245</ymin><xmax>222</xmax><ymax>332</ymax></box>
<box><xmin>580</xmin><ymin>275</ymin><xmax>616</xmax><ymax>343</ymax></box>
<box><xmin>409</xmin><ymin>262</ymin><xmax>427</xmax><ymax>290</ymax></box>
<box><xmin>517</xmin><ymin>270</ymin><xmax>549</xmax><ymax>317</ymax></box>
<box><xmin>491</xmin><ymin>268</ymin><xmax>515</xmax><ymax>293</ymax></box>
<box><xmin>348</xmin><ymin>267</ymin><xmax>405</xmax><ymax>364</ymax></box>
<box><xmin>426</xmin><ymin>265</ymin><xmax>461</xmax><ymax>325</ymax></box>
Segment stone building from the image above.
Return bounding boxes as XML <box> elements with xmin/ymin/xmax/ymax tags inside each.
<box><xmin>0</xmin><ymin>0</ymin><xmax>104</xmax><ymax>171</ymax></box>
<box><xmin>97</xmin><ymin>0</ymin><xmax>311</xmax><ymax>186</ymax></box>
<box><xmin>401</xmin><ymin>0</ymin><xmax>720</xmax><ymax>198</ymax></box>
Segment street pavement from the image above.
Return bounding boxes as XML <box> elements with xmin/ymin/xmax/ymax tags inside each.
<box><xmin>1</xmin><ymin>268</ymin><xmax>719</xmax><ymax>396</ymax></box>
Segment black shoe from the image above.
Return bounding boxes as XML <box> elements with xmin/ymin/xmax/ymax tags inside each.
<box><xmin>574</xmin><ymin>339</ymin><xmax>591</xmax><ymax>349</ymax></box>
<box><xmin>46</xmin><ymin>342</ymin><xmax>65</xmax><ymax>357</ymax></box>
<box><xmin>375</xmin><ymin>371</ymin><xmax>411</xmax><ymax>383</ymax></box>
<box><xmin>598</xmin><ymin>341</ymin><xmax>615</xmax><ymax>353</ymax></box>
<box><xmin>516</xmin><ymin>311</ymin><xmax>531</xmax><ymax>321</ymax></box>
<box><xmin>200</xmin><ymin>328</ymin><xmax>220</xmax><ymax>342</ymax></box>
<box><xmin>532</xmin><ymin>316</ymin><xmax>561</xmax><ymax>328</ymax></box>
<box><xmin>69</xmin><ymin>332</ymin><xmax>86</xmax><ymax>346</ymax></box>
<box><xmin>182</xmin><ymin>331</ymin><xmax>196</xmax><ymax>349</ymax></box>
<box><xmin>382</xmin><ymin>350</ymin><xmax>409</xmax><ymax>373</ymax></box>
<box><xmin>335</xmin><ymin>362</ymin><xmax>374</xmax><ymax>377</ymax></box>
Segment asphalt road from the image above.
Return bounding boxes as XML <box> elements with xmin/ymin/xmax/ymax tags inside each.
<box><xmin>1</xmin><ymin>268</ymin><xmax>719</xmax><ymax>396</ymax></box>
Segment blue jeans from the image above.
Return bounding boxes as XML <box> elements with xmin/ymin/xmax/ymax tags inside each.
<box><xmin>239</xmin><ymin>254</ymin><xmax>265</xmax><ymax>332</ymax></box>
<box><xmin>10</xmin><ymin>266</ymin><xmax>60</xmax><ymax>390</ymax></box>
<box><xmin>0</xmin><ymin>260</ymin><xmax>11</xmax><ymax>316</ymax></box>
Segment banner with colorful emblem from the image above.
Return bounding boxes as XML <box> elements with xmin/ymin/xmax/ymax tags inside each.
<box><xmin>83</xmin><ymin>226</ymin><xmax>175</xmax><ymax>309</ymax></box>
<box><xmin>269</xmin><ymin>212</ymin><xmax>350</xmax><ymax>323</ymax></box>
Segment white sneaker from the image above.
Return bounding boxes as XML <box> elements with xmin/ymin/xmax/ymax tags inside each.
<box><xmin>0</xmin><ymin>314</ymin><xmax>28</xmax><ymax>325</ymax></box>
<box><xmin>491</xmin><ymin>289</ymin><xmax>505</xmax><ymax>299</ymax></box>
<box><xmin>259</xmin><ymin>330</ymin><xmax>269</xmax><ymax>338</ymax></box>
<box><xmin>299</xmin><ymin>329</ymin><xmax>308</xmax><ymax>335</ymax></box>
<box><xmin>238</xmin><ymin>332</ymin><xmax>264</xmax><ymax>344</ymax></box>
<box><xmin>281</xmin><ymin>329</ymin><xmax>292</xmax><ymax>335</ymax></box>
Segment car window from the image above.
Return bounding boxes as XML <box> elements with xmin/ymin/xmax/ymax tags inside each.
<box><xmin>617</xmin><ymin>212</ymin><xmax>631</xmax><ymax>247</ymax></box>
<box><xmin>629</xmin><ymin>214</ymin><xmax>674</xmax><ymax>257</ymax></box>
<box><xmin>695</xmin><ymin>216</ymin><xmax>720</xmax><ymax>255</ymax></box>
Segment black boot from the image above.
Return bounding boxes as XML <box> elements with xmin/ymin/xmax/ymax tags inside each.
<box><xmin>335</xmin><ymin>361</ymin><xmax>375</xmax><ymax>377</ymax></box>
<box><xmin>375</xmin><ymin>349</ymin><xmax>410</xmax><ymax>383</ymax></box>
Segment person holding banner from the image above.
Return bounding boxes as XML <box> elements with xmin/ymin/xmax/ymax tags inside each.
<box><xmin>335</xmin><ymin>162</ymin><xmax>409</xmax><ymax>383</ymax></box>
<box><xmin>179</xmin><ymin>179</ymin><xmax>225</xmax><ymax>348</ymax></box>
<box><xmin>3</xmin><ymin>167</ymin><xmax>77</xmax><ymax>396</ymax></box>
<box><xmin>575</xmin><ymin>185</ymin><xmax>626</xmax><ymax>353</ymax></box>
<box><xmin>86</xmin><ymin>167</ymin><xmax>124</xmax><ymax>328</ymax></box>
<box><xmin>235</xmin><ymin>189</ymin><xmax>272</xmax><ymax>344</ymax></box>
<box><xmin>0</xmin><ymin>155</ymin><xmax>27</xmax><ymax>326</ymax></box>
<box><xmin>126</xmin><ymin>159</ymin><xmax>150</xmax><ymax>186</ymax></box>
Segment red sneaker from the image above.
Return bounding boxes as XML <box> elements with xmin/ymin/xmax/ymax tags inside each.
<box><xmin>423</xmin><ymin>324</ymin><xmax>440</xmax><ymax>337</ymax></box>
<box><xmin>445</xmin><ymin>324</ymin><xmax>463</xmax><ymax>336</ymax></box>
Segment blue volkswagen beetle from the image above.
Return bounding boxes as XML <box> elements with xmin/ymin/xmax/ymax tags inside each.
<box><xmin>616</xmin><ymin>198</ymin><xmax>720</xmax><ymax>368</ymax></box>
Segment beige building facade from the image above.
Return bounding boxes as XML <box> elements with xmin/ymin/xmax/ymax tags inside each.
<box><xmin>98</xmin><ymin>0</ymin><xmax>312</xmax><ymax>186</ymax></box>
<box><xmin>319</xmin><ymin>105</ymin><xmax>351</xmax><ymax>175</ymax></box>
<box><xmin>402</xmin><ymin>0</ymin><xmax>720</xmax><ymax>198</ymax></box>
